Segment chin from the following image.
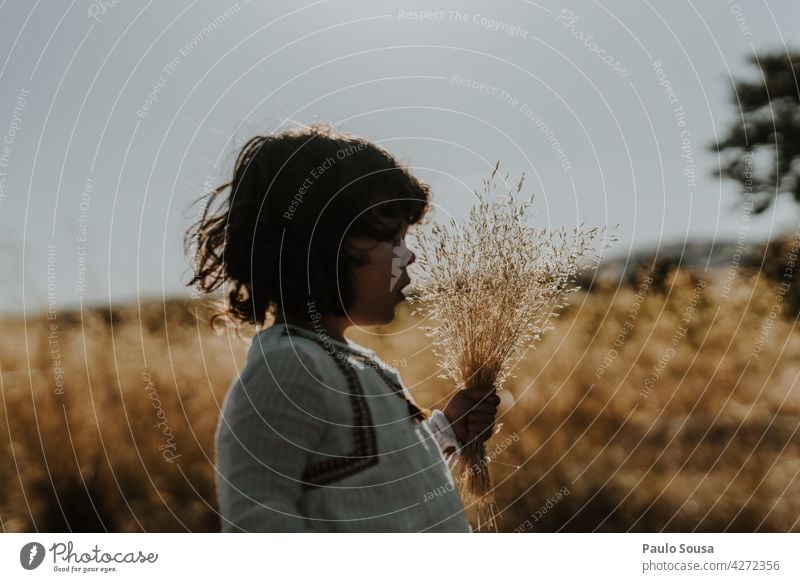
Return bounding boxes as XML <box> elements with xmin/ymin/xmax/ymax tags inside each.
<box><xmin>354</xmin><ymin>309</ymin><xmax>396</xmax><ymax>327</ymax></box>
<box><xmin>380</xmin><ymin>304</ymin><xmax>400</xmax><ymax>324</ymax></box>
<box><xmin>379</xmin><ymin>310</ymin><xmax>396</xmax><ymax>325</ymax></box>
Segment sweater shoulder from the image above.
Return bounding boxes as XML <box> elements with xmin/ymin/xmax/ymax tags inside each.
<box><xmin>228</xmin><ymin>330</ymin><xmax>338</xmax><ymax>411</ymax></box>
<box><xmin>246</xmin><ymin>327</ymin><xmax>335</xmax><ymax>372</ymax></box>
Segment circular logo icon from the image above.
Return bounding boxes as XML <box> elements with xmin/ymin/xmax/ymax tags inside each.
<box><xmin>20</xmin><ymin>542</ymin><xmax>46</xmax><ymax>570</ymax></box>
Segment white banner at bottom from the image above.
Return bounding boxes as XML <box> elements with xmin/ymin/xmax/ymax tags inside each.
<box><xmin>1</xmin><ymin>533</ymin><xmax>798</xmax><ymax>581</ymax></box>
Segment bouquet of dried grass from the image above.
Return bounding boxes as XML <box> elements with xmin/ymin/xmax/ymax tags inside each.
<box><xmin>407</xmin><ymin>162</ymin><xmax>617</xmax><ymax>530</ymax></box>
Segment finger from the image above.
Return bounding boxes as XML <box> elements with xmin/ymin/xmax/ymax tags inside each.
<box><xmin>467</xmin><ymin>422</ymin><xmax>488</xmax><ymax>434</ymax></box>
<box><xmin>462</xmin><ymin>384</ymin><xmax>494</xmax><ymax>394</ymax></box>
<box><xmin>468</xmin><ymin>422</ymin><xmax>494</xmax><ymax>438</ymax></box>
<box><xmin>470</xmin><ymin>402</ymin><xmax>498</xmax><ymax>415</ymax></box>
<box><xmin>462</xmin><ymin>387</ymin><xmax>498</xmax><ymax>402</ymax></box>
<box><xmin>467</xmin><ymin>412</ymin><xmax>495</xmax><ymax>424</ymax></box>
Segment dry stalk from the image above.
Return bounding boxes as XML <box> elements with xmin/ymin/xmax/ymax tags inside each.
<box><xmin>407</xmin><ymin>161</ymin><xmax>618</xmax><ymax>530</ymax></box>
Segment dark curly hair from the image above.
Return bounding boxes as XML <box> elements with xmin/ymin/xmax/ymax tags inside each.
<box><xmin>183</xmin><ymin>123</ymin><xmax>432</xmax><ymax>333</ymax></box>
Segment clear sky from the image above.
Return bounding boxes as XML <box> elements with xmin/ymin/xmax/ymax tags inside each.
<box><xmin>1</xmin><ymin>0</ymin><xmax>798</xmax><ymax>315</ymax></box>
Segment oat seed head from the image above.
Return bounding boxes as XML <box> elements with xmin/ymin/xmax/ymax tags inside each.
<box><xmin>407</xmin><ymin>163</ymin><xmax>617</xmax><ymax>392</ymax></box>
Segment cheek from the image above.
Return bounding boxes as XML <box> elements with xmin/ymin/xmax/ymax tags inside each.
<box><xmin>354</xmin><ymin>246</ymin><xmax>395</xmax><ymax>299</ymax></box>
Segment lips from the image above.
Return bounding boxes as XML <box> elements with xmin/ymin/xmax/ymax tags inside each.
<box><xmin>396</xmin><ymin>275</ymin><xmax>412</xmax><ymax>298</ymax></box>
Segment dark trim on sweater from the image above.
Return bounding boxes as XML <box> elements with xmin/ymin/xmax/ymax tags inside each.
<box><xmin>276</xmin><ymin>325</ymin><xmax>427</xmax><ymax>490</ymax></box>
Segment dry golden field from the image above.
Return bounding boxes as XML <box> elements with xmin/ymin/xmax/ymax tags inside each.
<box><xmin>2</xmin><ymin>253</ymin><xmax>800</xmax><ymax>532</ymax></box>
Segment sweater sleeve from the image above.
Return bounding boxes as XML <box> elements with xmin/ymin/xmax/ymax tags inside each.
<box><xmin>376</xmin><ymin>363</ymin><xmax>463</xmax><ymax>467</ymax></box>
<box><xmin>422</xmin><ymin>409</ymin><xmax>462</xmax><ymax>468</ymax></box>
<box><xmin>215</xmin><ymin>343</ymin><xmax>328</xmax><ymax>532</ymax></box>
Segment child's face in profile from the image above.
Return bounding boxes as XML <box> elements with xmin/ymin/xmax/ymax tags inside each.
<box><xmin>347</xmin><ymin>223</ymin><xmax>415</xmax><ymax>326</ymax></box>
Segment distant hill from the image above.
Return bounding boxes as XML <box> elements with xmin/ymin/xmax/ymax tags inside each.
<box><xmin>576</xmin><ymin>233</ymin><xmax>800</xmax><ymax>319</ymax></box>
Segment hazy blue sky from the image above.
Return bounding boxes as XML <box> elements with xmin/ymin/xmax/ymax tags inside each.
<box><xmin>1</xmin><ymin>0</ymin><xmax>798</xmax><ymax>315</ymax></box>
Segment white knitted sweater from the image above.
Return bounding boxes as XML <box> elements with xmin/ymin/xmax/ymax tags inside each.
<box><xmin>214</xmin><ymin>322</ymin><xmax>471</xmax><ymax>532</ymax></box>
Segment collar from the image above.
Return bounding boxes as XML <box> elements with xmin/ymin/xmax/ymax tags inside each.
<box><xmin>267</xmin><ymin>321</ymin><xmax>377</xmax><ymax>359</ymax></box>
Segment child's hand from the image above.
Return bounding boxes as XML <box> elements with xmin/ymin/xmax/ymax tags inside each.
<box><xmin>443</xmin><ymin>386</ymin><xmax>501</xmax><ymax>445</ymax></box>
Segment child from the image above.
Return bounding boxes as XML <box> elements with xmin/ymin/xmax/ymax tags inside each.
<box><xmin>185</xmin><ymin>123</ymin><xmax>500</xmax><ymax>532</ymax></box>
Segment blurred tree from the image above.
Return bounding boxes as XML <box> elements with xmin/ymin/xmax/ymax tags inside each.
<box><xmin>711</xmin><ymin>51</ymin><xmax>800</xmax><ymax>214</ymax></box>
